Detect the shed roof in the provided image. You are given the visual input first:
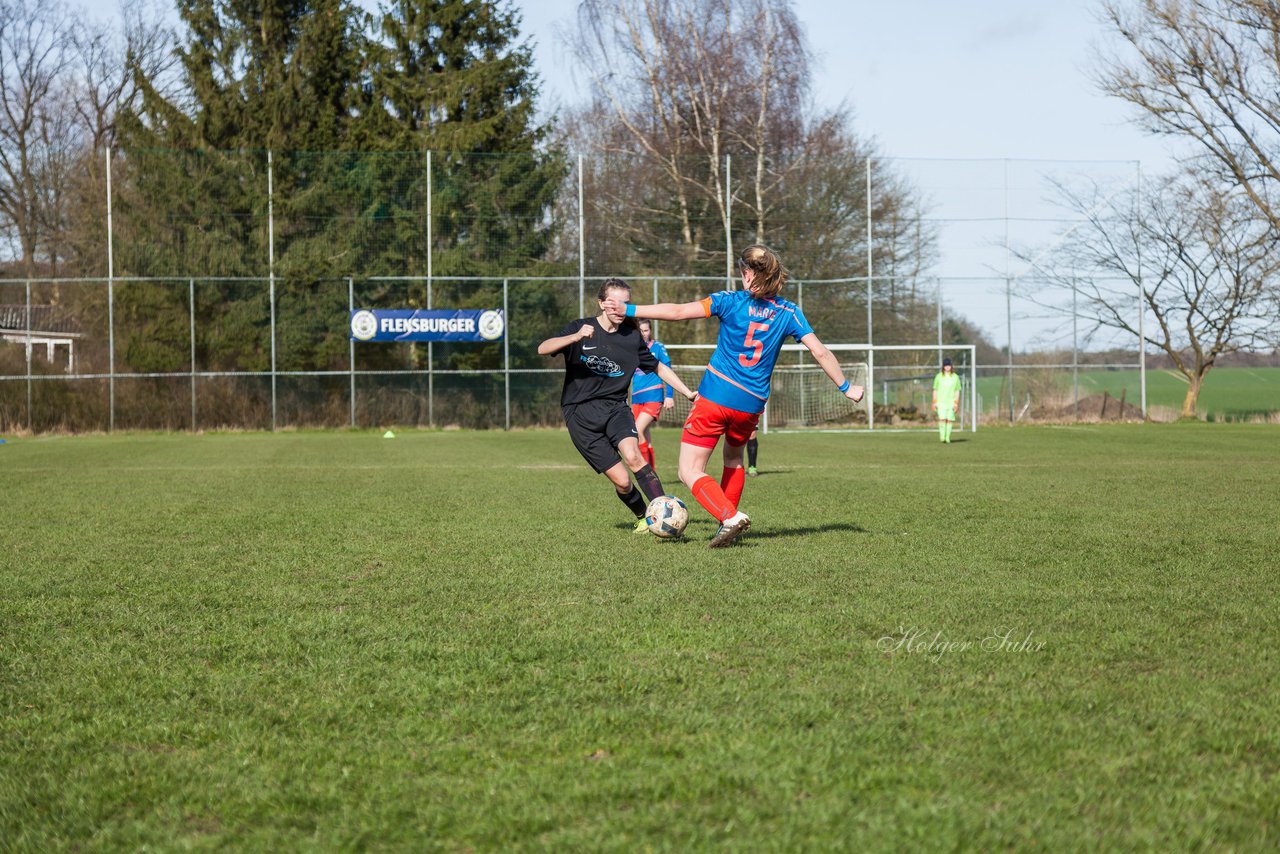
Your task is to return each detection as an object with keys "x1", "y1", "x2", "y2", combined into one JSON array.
[{"x1": 0, "y1": 305, "x2": 82, "y2": 336}]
